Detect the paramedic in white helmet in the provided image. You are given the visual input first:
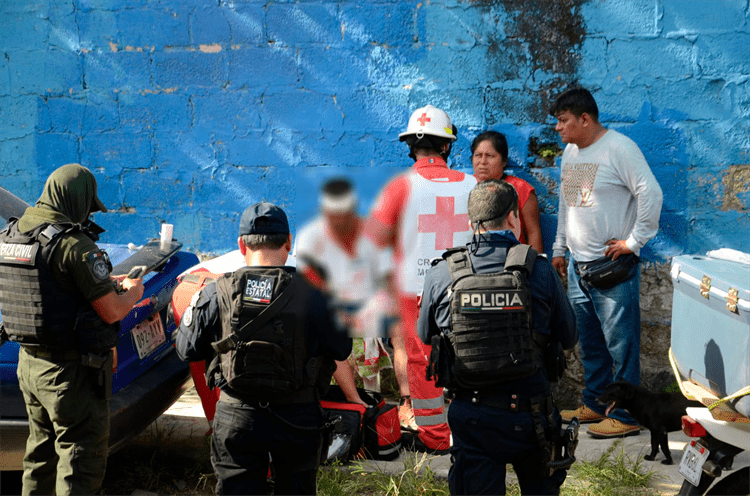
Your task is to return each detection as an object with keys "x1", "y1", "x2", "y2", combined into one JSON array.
[{"x1": 364, "y1": 104, "x2": 477, "y2": 453}]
